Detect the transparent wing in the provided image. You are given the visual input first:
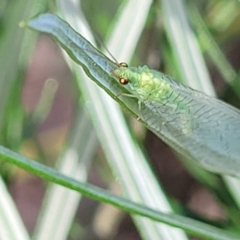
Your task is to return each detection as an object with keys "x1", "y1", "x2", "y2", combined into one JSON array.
[{"x1": 141, "y1": 76, "x2": 240, "y2": 176}]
